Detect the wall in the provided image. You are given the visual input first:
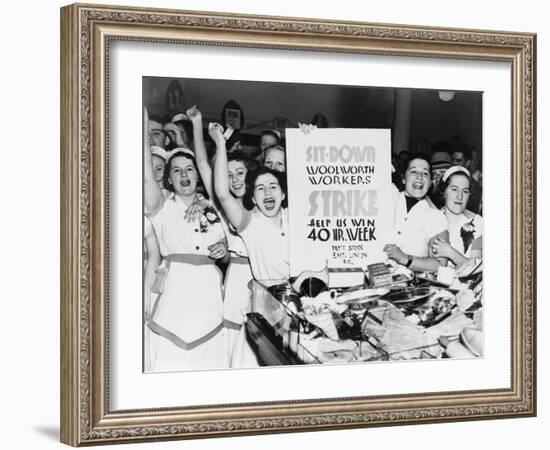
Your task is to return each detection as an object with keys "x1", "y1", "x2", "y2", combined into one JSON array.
[
  {"x1": 0, "y1": 1, "x2": 546, "y2": 449},
  {"x1": 144, "y1": 76, "x2": 482, "y2": 150}
]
